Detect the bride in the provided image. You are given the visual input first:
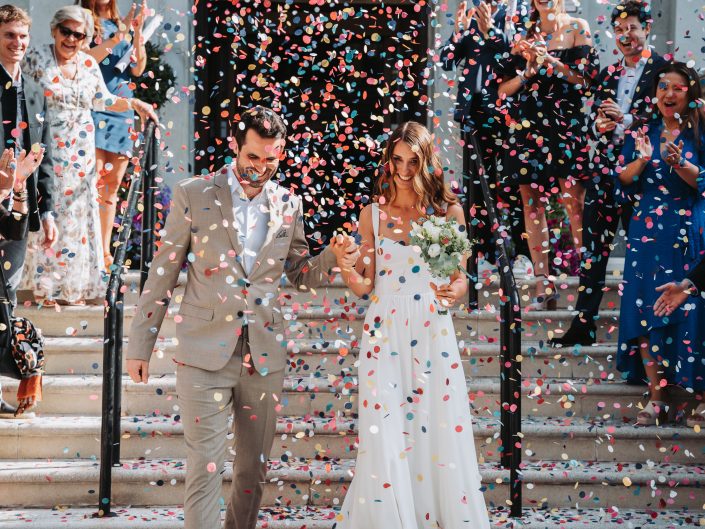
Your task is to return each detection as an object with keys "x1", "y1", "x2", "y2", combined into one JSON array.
[{"x1": 331, "y1": 121, "x2": 490, "y2": 528}]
